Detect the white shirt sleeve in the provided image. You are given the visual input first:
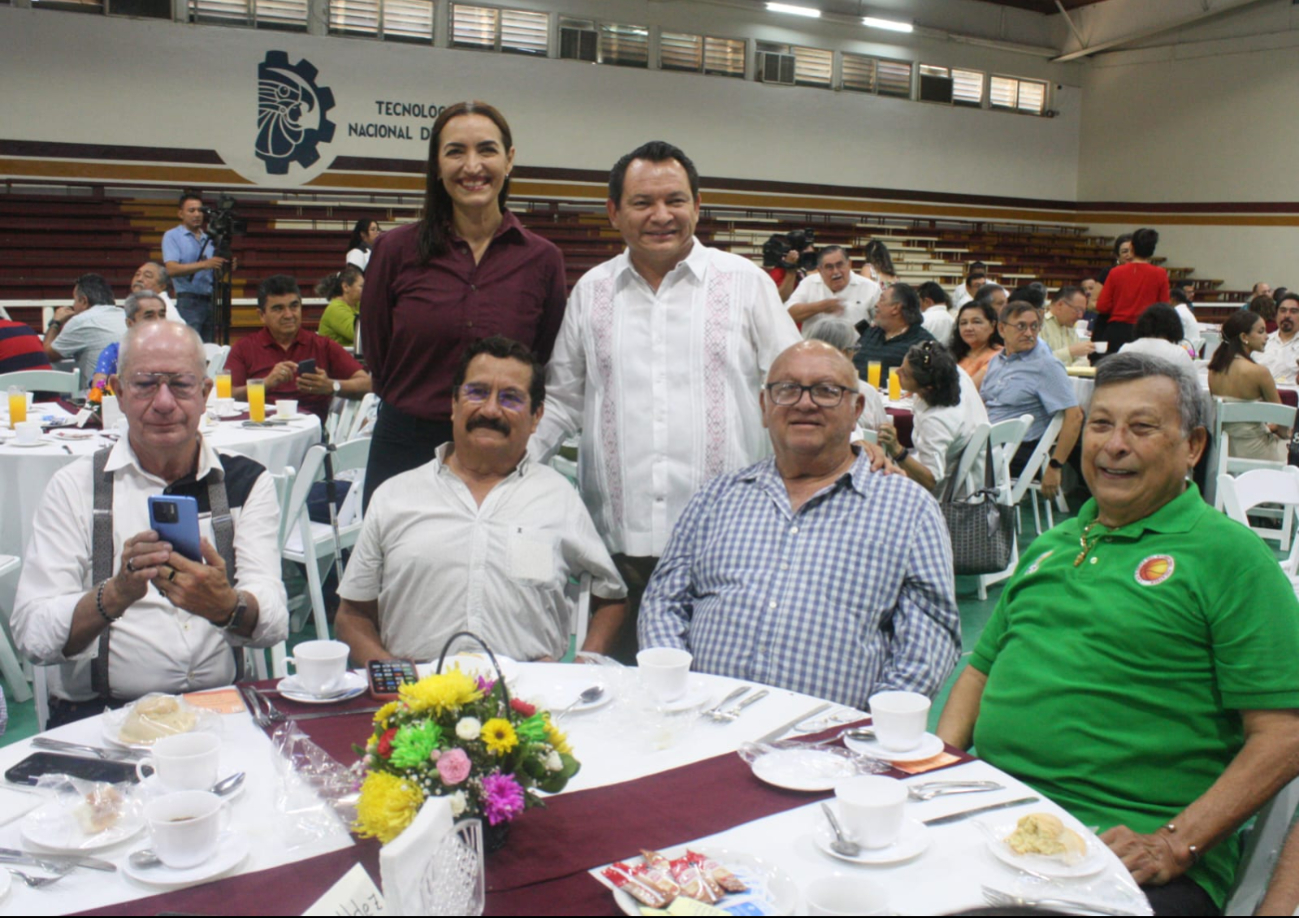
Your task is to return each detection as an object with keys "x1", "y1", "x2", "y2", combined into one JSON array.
[
  {"x1": 785, "y1": 275, "x2": 817, "y2": 307},
  {"x1": 530, "y1": 286, "x2": 588, "y2": 463},
  {"x1": 231, "y1": 472, "x2": 289, "y2": 647},
  {"x1": 337, "y1": 492, "x2": 387, "y2": 604},
  {"x1": 911, "y1": 407, "x2": 959, "y2": 488}
]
